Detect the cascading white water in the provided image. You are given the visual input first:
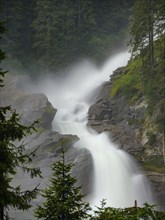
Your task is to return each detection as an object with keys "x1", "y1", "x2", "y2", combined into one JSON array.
[{"x1": 34, "y1": 51, "x2": 154, "y2": 208}]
